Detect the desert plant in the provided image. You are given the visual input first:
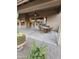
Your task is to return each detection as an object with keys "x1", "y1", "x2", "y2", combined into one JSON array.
[{"x1": 26, "y1": 41, "x2": 47, "y2": 59}]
